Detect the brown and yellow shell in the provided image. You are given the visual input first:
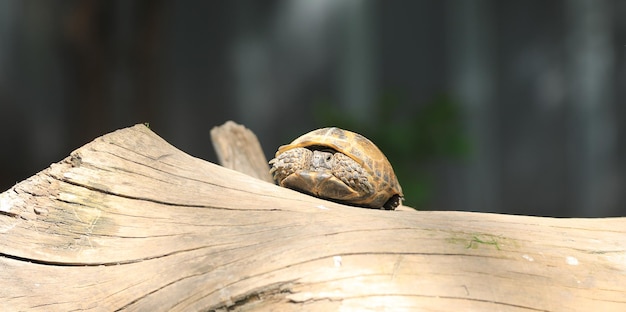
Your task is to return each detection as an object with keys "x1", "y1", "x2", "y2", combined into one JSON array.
[{"x1": 269, "y1": 127, "x2": 403, "y2": 210}]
